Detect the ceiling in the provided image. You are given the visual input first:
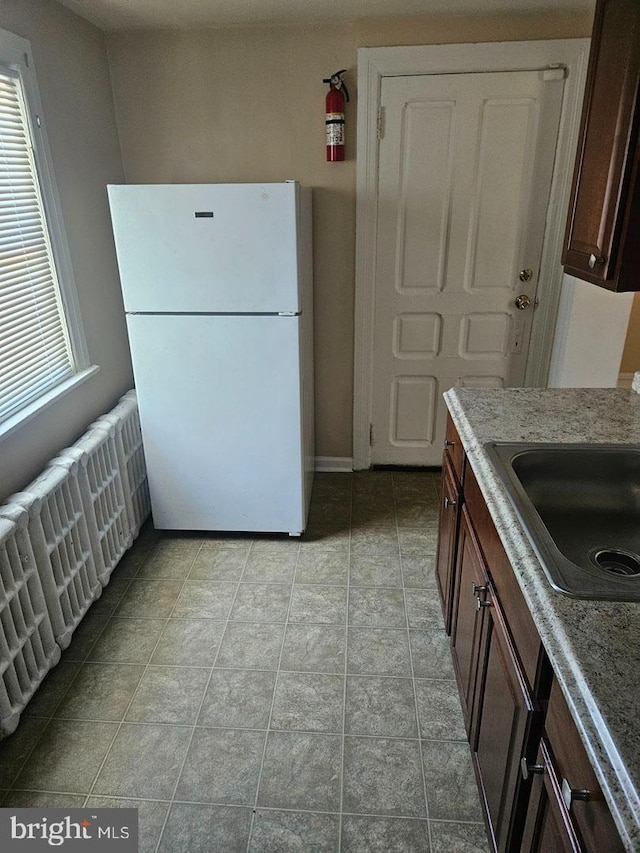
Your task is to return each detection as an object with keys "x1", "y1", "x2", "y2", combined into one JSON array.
[{"x1": 56, "y1": 0, "x2": 594, "y2": 31}]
